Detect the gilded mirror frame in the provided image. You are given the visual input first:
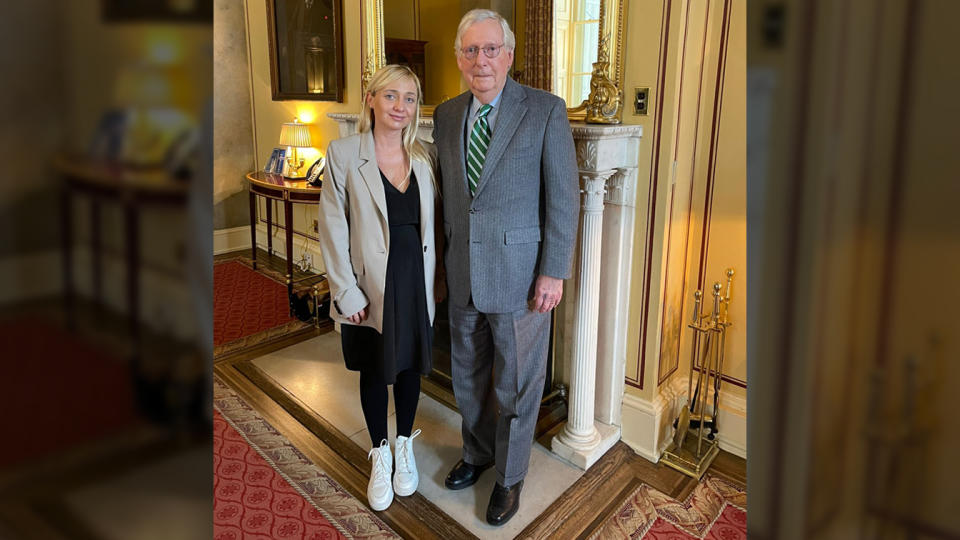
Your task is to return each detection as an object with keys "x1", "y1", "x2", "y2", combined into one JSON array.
[{"x1": 360, "y1": 0, "x2": 626, "y2": 122}]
